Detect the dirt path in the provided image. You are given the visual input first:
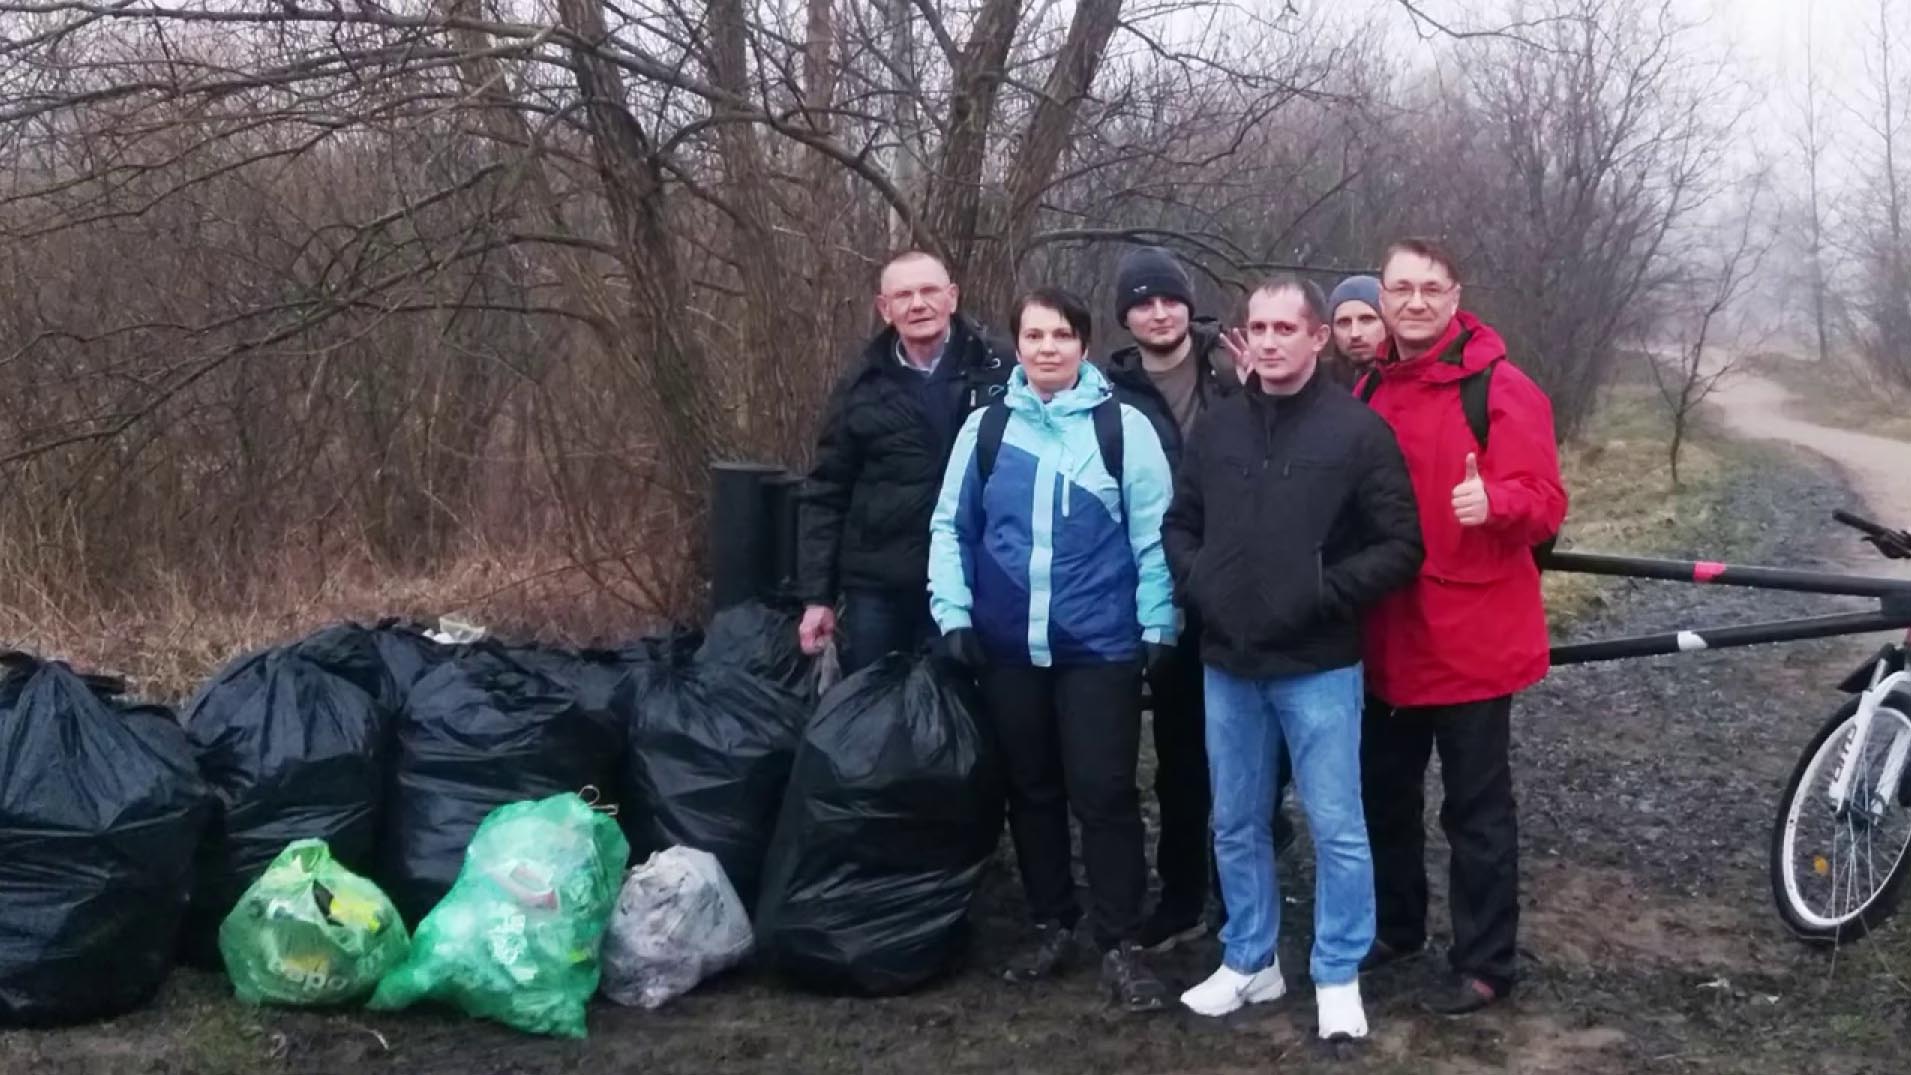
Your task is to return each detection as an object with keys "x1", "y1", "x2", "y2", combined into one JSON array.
[{"x1": 1707, "y1": 372, "x2": 1911, "y2": 577}]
